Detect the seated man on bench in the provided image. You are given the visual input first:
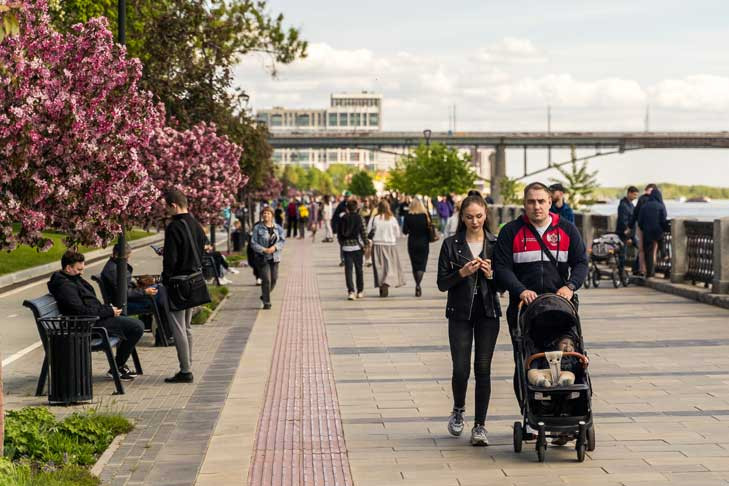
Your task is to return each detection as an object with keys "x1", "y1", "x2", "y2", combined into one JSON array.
[
  {"x1": 101, "y1": 242, "x2": 173, "y2": 342},
  {"x1": 48, "y1": 250, "x2": 144, "y2": 381}
]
